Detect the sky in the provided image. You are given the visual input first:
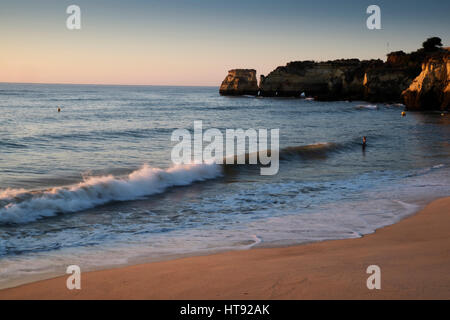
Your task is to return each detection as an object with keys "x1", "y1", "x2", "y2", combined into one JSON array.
[{"x1": 1, "y1": 0, "x2": 449, "y2": 86}]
